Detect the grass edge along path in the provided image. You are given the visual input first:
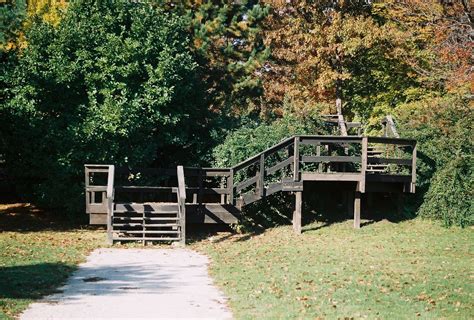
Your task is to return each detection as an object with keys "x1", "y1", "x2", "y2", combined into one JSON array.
[
  {"x1": 194, "y1": 219, "x2": 474, "y2": 319},
  {"x1": 0, "y1": 203, "x2": 105, "y2": 319}
]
